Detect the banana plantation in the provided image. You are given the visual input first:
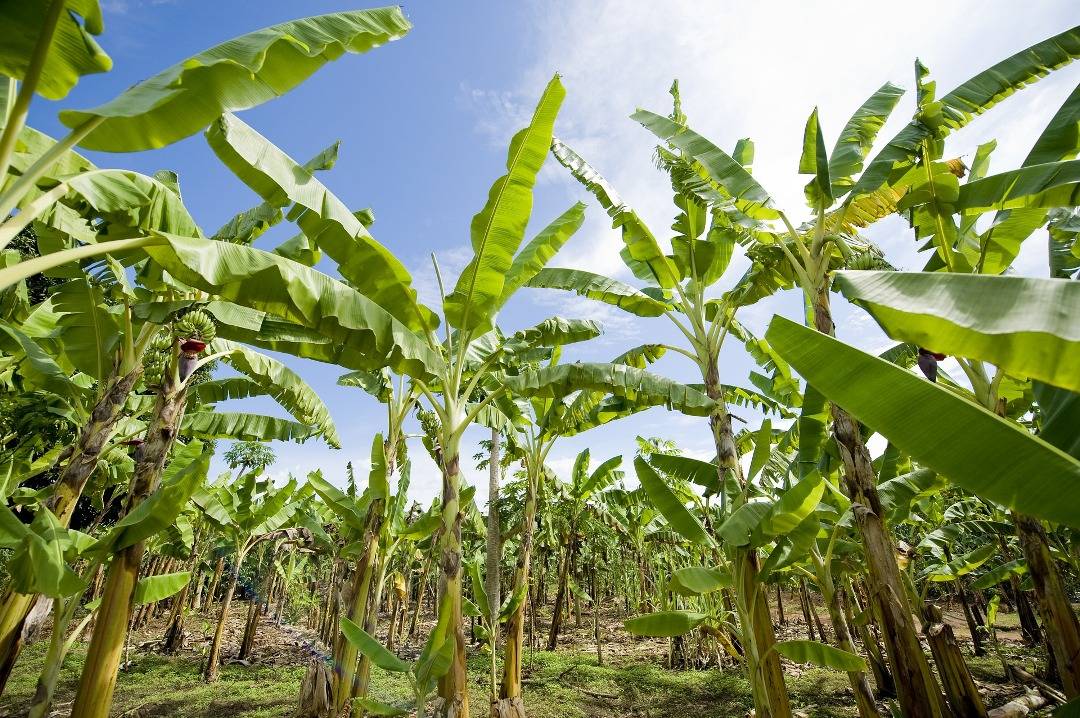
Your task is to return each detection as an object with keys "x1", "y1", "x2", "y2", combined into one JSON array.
[{"x1": 1, "y1": 3, "x2": 1079, "y2": 718}]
